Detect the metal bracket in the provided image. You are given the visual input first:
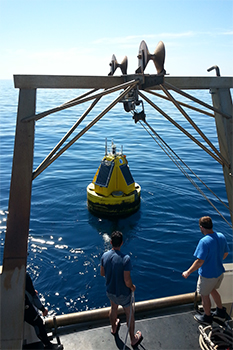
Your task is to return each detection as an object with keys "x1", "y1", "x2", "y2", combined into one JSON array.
[
  {"x1": 207, "y1": 65, "x2": 221, "y2": 77},
  {"x1": 123, "y1": 74, "x2": 164, "y2": 89}
]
